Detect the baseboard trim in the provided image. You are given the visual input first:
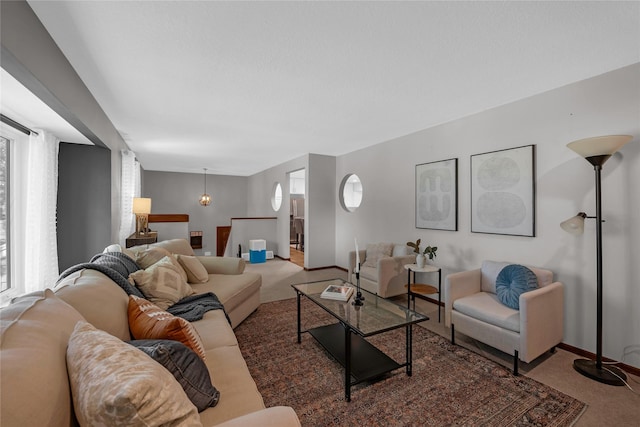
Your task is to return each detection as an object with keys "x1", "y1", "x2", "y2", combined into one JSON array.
[
  {"x1": 304, "y1": 265, "x2": 347, "y2": 272},
  {"x1": 557, "y1": 342, "x2": 640, "y2": 377}
]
